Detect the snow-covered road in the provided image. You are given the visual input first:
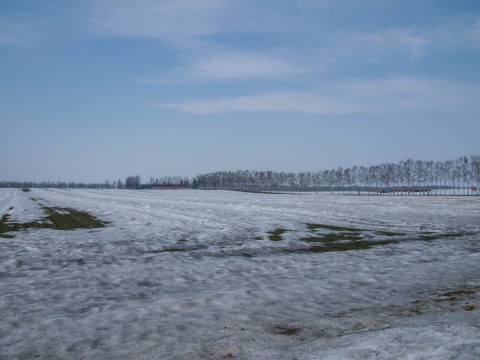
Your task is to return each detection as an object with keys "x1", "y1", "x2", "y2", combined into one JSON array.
[{"x1": 1, "y1": 189, "x2": 479, "y2": 359}]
